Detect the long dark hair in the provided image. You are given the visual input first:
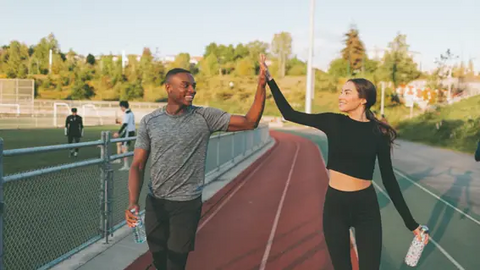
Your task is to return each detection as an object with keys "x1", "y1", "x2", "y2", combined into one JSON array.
[{"x1": 347, "y1": 78, "x2": 397, "y2": 147}]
